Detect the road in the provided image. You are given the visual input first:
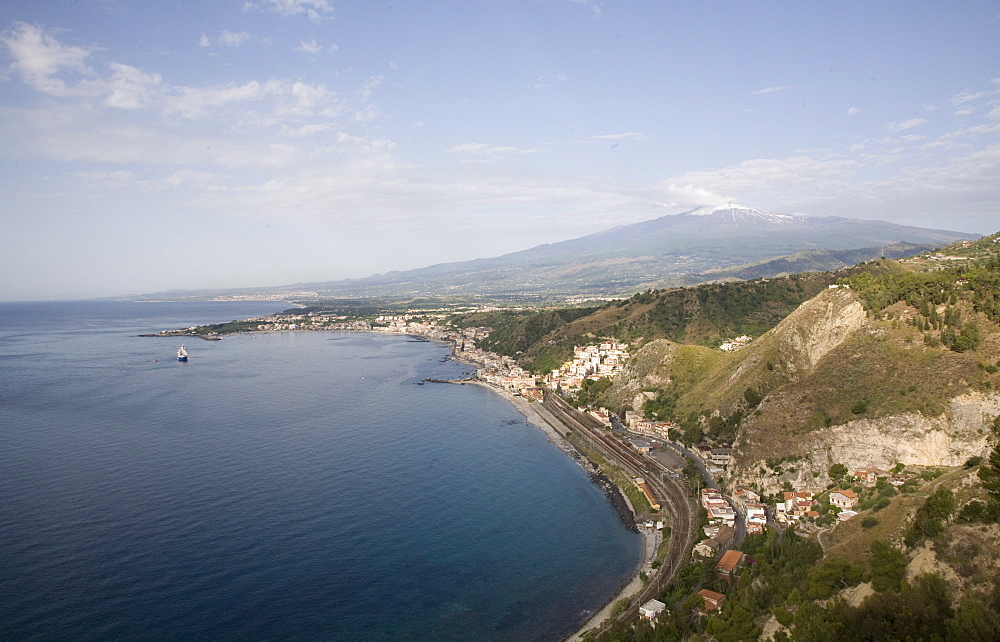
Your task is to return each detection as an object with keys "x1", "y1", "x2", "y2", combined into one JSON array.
[{"x1": 652, "y1": 438, "x2": 747, "y2": 547}]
